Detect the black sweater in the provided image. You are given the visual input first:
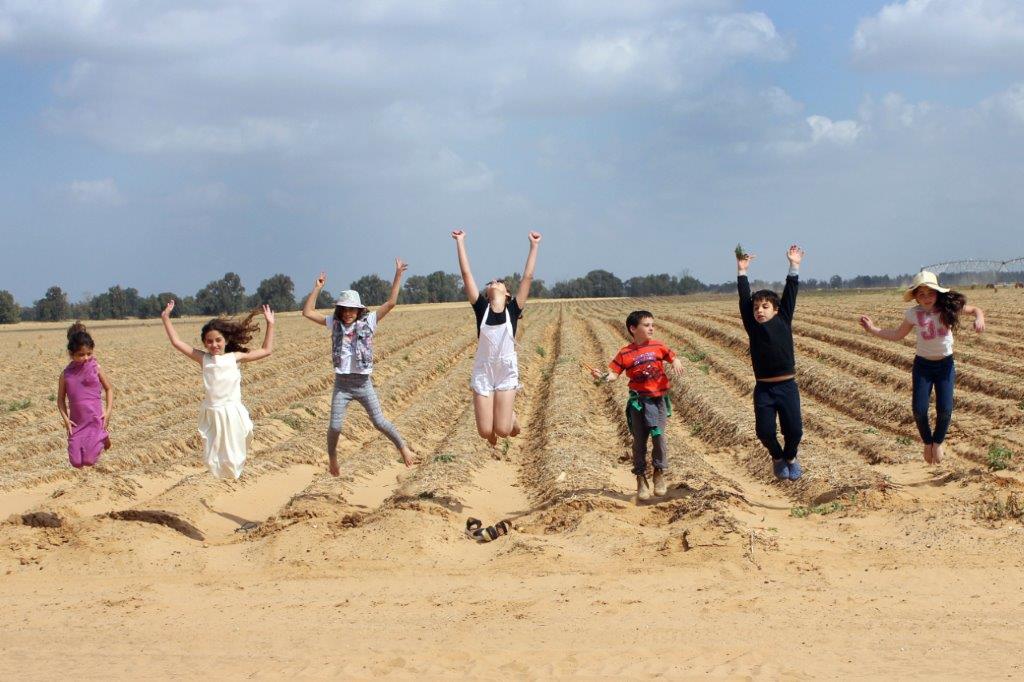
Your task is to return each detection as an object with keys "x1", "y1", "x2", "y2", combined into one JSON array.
[{"x1": 737, "y1": 274, "x2": 798, "y2": 380}]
